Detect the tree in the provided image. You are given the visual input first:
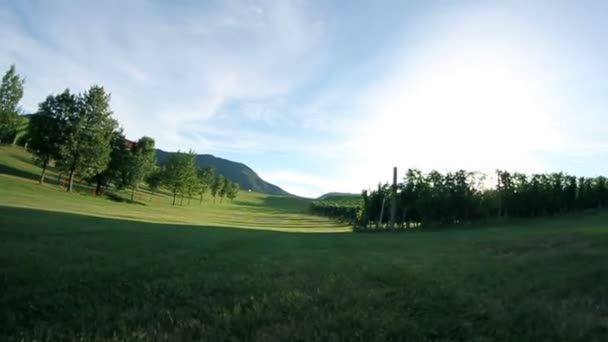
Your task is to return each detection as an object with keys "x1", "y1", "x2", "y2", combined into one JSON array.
[
  {"x1": 124, "y1": 136, "x2": 156, "y2": 201},
  {"x1": 210, "y1": 175, "x2": 224, "y2": 203},
  {"x1": 197, "y1": 166, "x2": 215, "y2": 203},
  {"x1": 146, "y1": 167, "x2": 164, "y2": 195},
  {"x1": 88, "y1": 129, "x2": 130, "y2": 195},
  {"x1": 27, "y1": 108, "x2": 62, "y2": 184},
  {"x1": 185, "y1": 167, "x2": 199, "y2": 205},
  {"x1": 226, "y1": 181, "x2": 240, "y2": 202},
  {"x1": 55, "y1": 86, "x2": 116, "y2": 192},
  {"x1": 161, "y1": 150, "x2": 196, "y2": 205},
  {"x1": 31, "y1": 92, "x2": 79, "y2": 186},
  {"x1": 358, "y1": 189, "x2": 370, "y2": 228},
  {"x1": 0, "y1": 65, "x2": 25, "y2": 144},
  {"x1": 218, "y1": 176, "x2": 230, "y2": 203}
]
